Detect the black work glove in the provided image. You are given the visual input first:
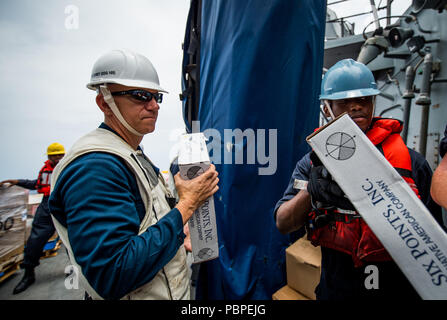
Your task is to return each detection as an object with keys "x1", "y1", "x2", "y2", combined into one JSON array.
[{"x1": 307, "y1": 152, "x2": 355, "y2": 211}]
